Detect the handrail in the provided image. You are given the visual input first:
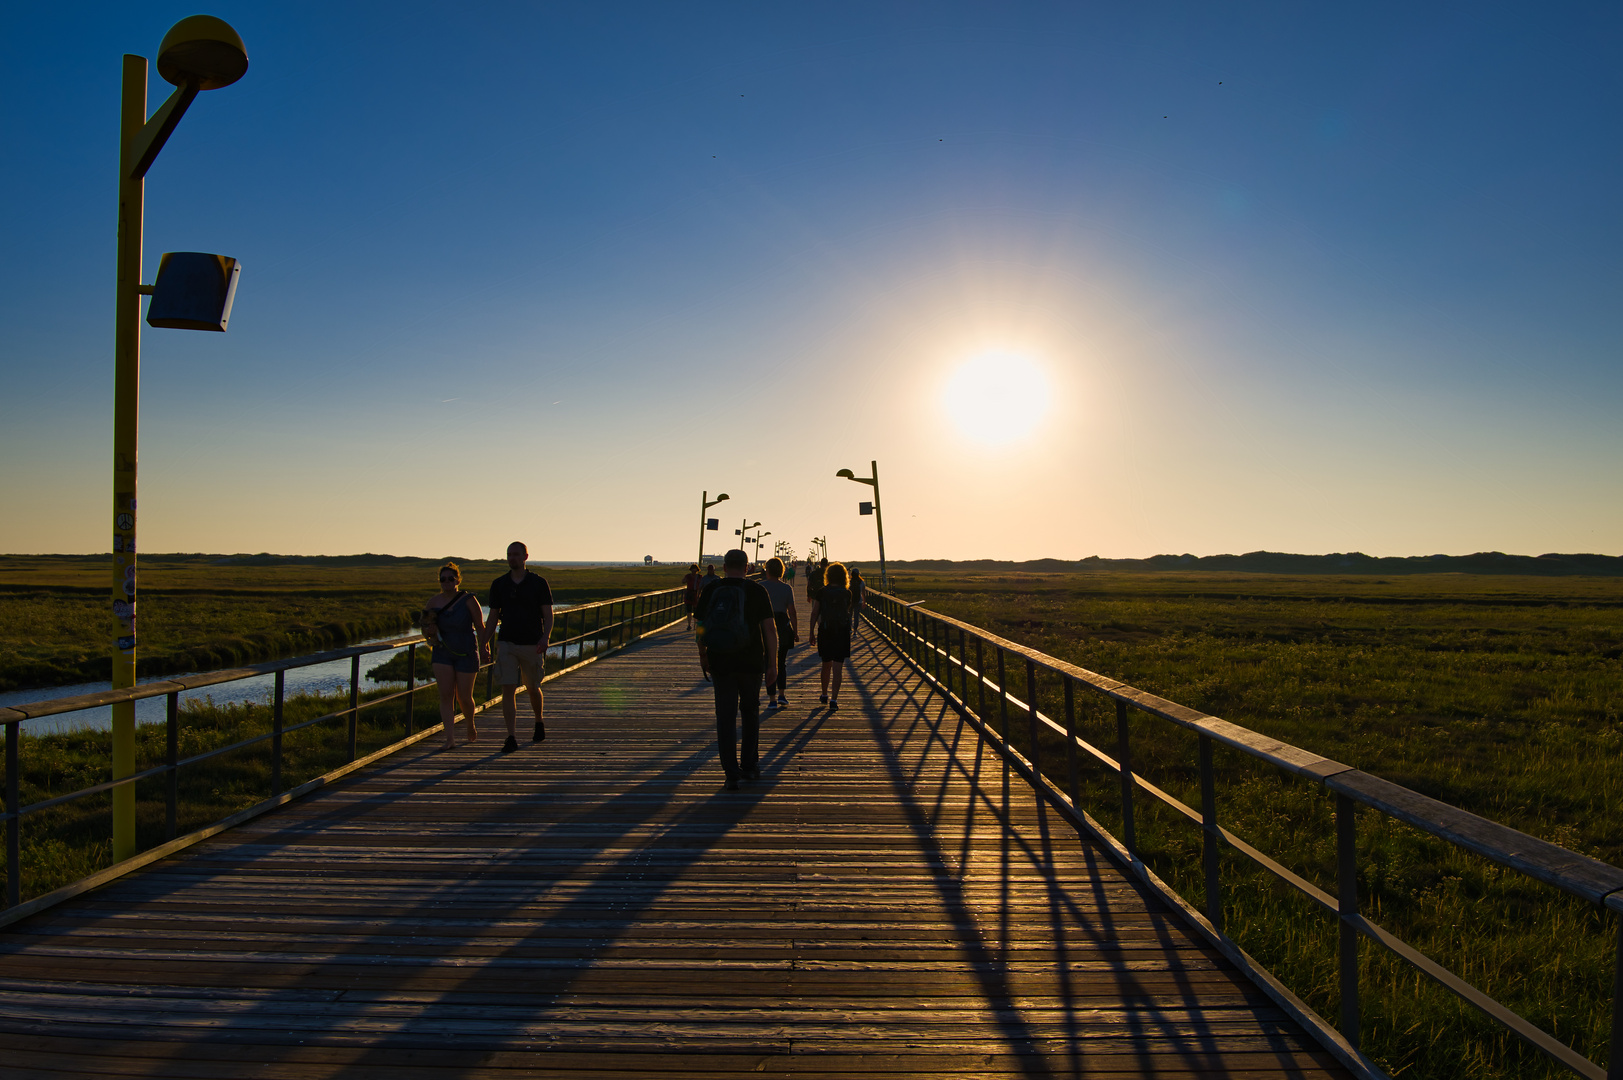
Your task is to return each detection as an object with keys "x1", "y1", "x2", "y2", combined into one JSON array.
[
  {"x1": 2, "y1": 583, "x2": 689, "y2": 917},
  {"x1": 862, "y1": 587, "x2": 1623, "y2": 1080}
]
